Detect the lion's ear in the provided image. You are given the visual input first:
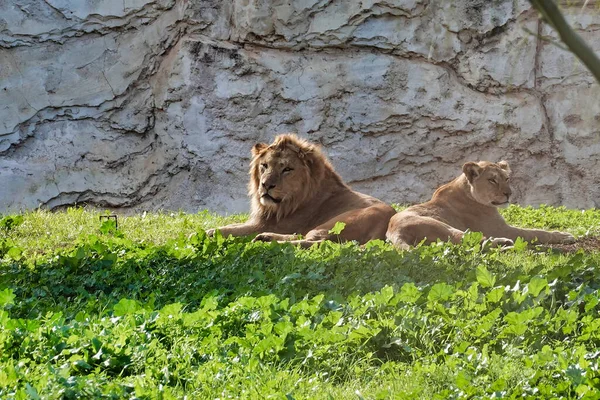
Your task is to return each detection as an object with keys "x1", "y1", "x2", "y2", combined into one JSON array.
[
  {"x1": 274, "y1": 135, "x2": 298, "y2": 152},
  {"x1": 463, "y1": 162, "x2": 482, "y2": 183},
  {"x1": 297, "y1": 142, "x2": 321, "y2": 162},
  {"x1": 294, "y1": 143, "x2": 311, "y2": 159},
  {"x1": 497, "y1": 160, "x2": 511, "y2": 173},
  {"x1": 252, "y1": 143, "x2": 268, "y2": 156}
]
